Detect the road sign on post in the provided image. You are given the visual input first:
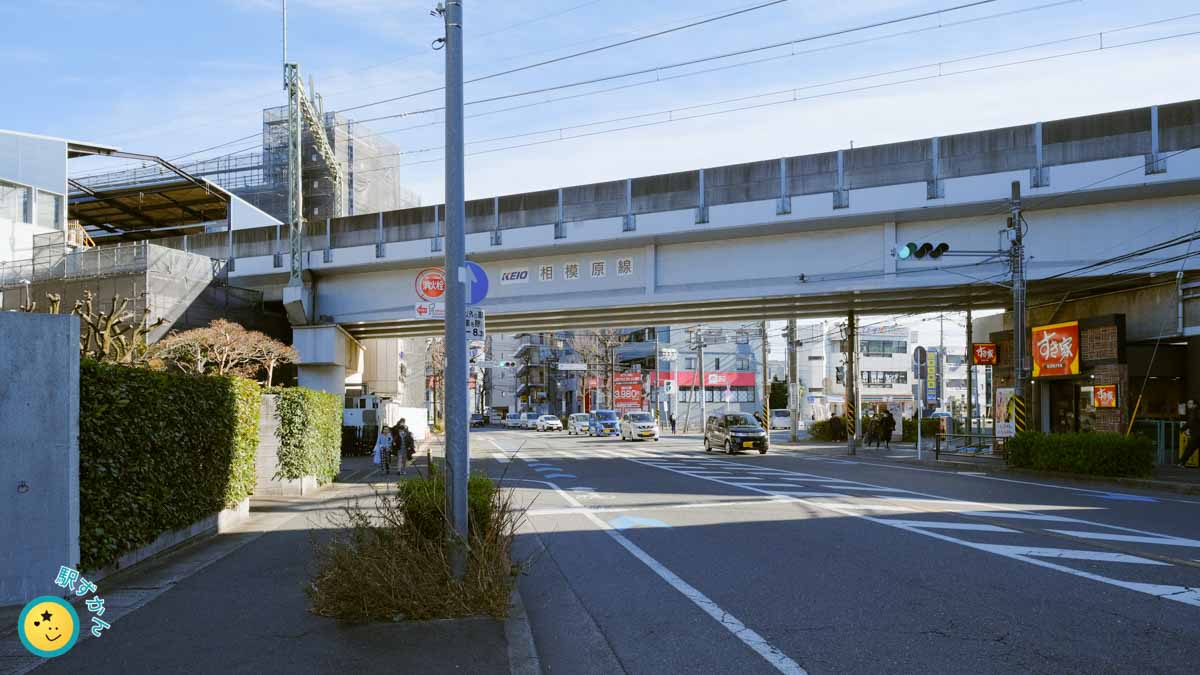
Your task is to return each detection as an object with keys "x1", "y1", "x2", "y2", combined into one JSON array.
[
  {"x1": 465, "y1": 308, "x2": 485, "y2": 343},
  {"x1": 465, "y1": 260, "x2": 488, "y2": 305}
]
